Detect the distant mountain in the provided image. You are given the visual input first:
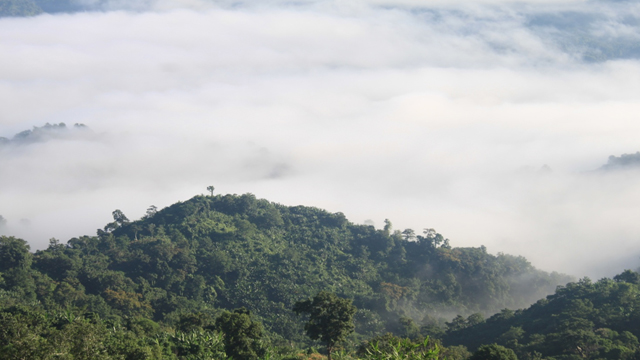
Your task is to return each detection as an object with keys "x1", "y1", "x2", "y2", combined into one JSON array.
[
  {"x1": 598, "y1": 152, "x2": 640, "y2": 171},
  {"x1": 0, "y1": 0, "x2": 83, "y2": 17},
  {"x1": 0, "y1": 0, "x2": 42, "y2": 17},
  {"x1": 33, "y1": 0, "x2": 84, "y2": 13},
  {"x1": 0, "y1": 122, "x2": 91, "y2": 146}
]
